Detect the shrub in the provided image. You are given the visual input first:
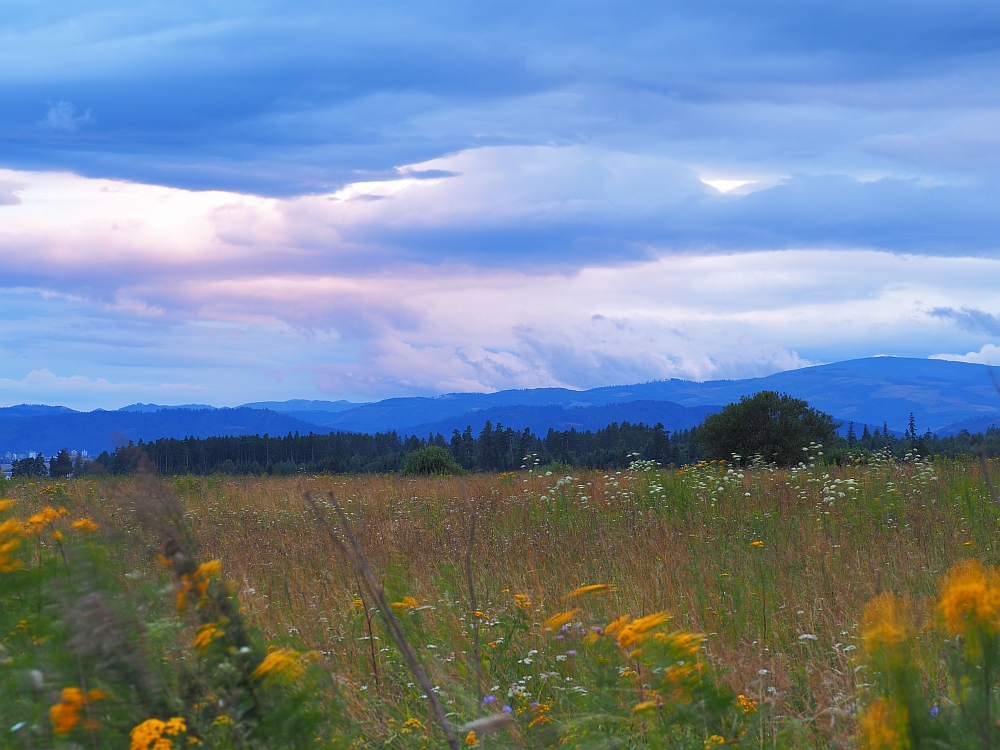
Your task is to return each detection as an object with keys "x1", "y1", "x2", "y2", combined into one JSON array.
[
  {"x1": 697, "y1": 391, "x2": 839, "y2": 466},
  {"x1": 401, "y1": 446, "x2": 461, "y2": 476}
]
